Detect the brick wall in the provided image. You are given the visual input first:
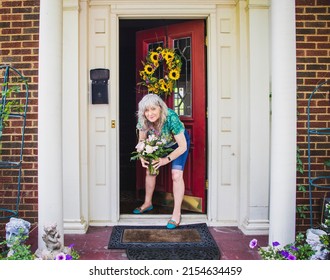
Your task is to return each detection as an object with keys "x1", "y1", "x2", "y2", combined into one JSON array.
[
  {"x1": 296, "y1": 0, "x2": 330, "y2": 232},
  {"x1": 0, "y1": 0, "x2": 39, "y2": 233}
]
